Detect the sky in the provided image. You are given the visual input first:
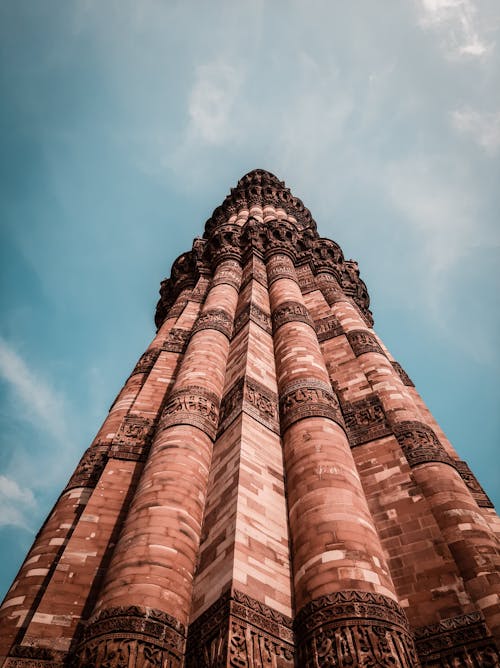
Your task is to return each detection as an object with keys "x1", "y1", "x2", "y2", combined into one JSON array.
[{"x1": 0, "y1": 0, "x2": 499, "y2": 600}]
